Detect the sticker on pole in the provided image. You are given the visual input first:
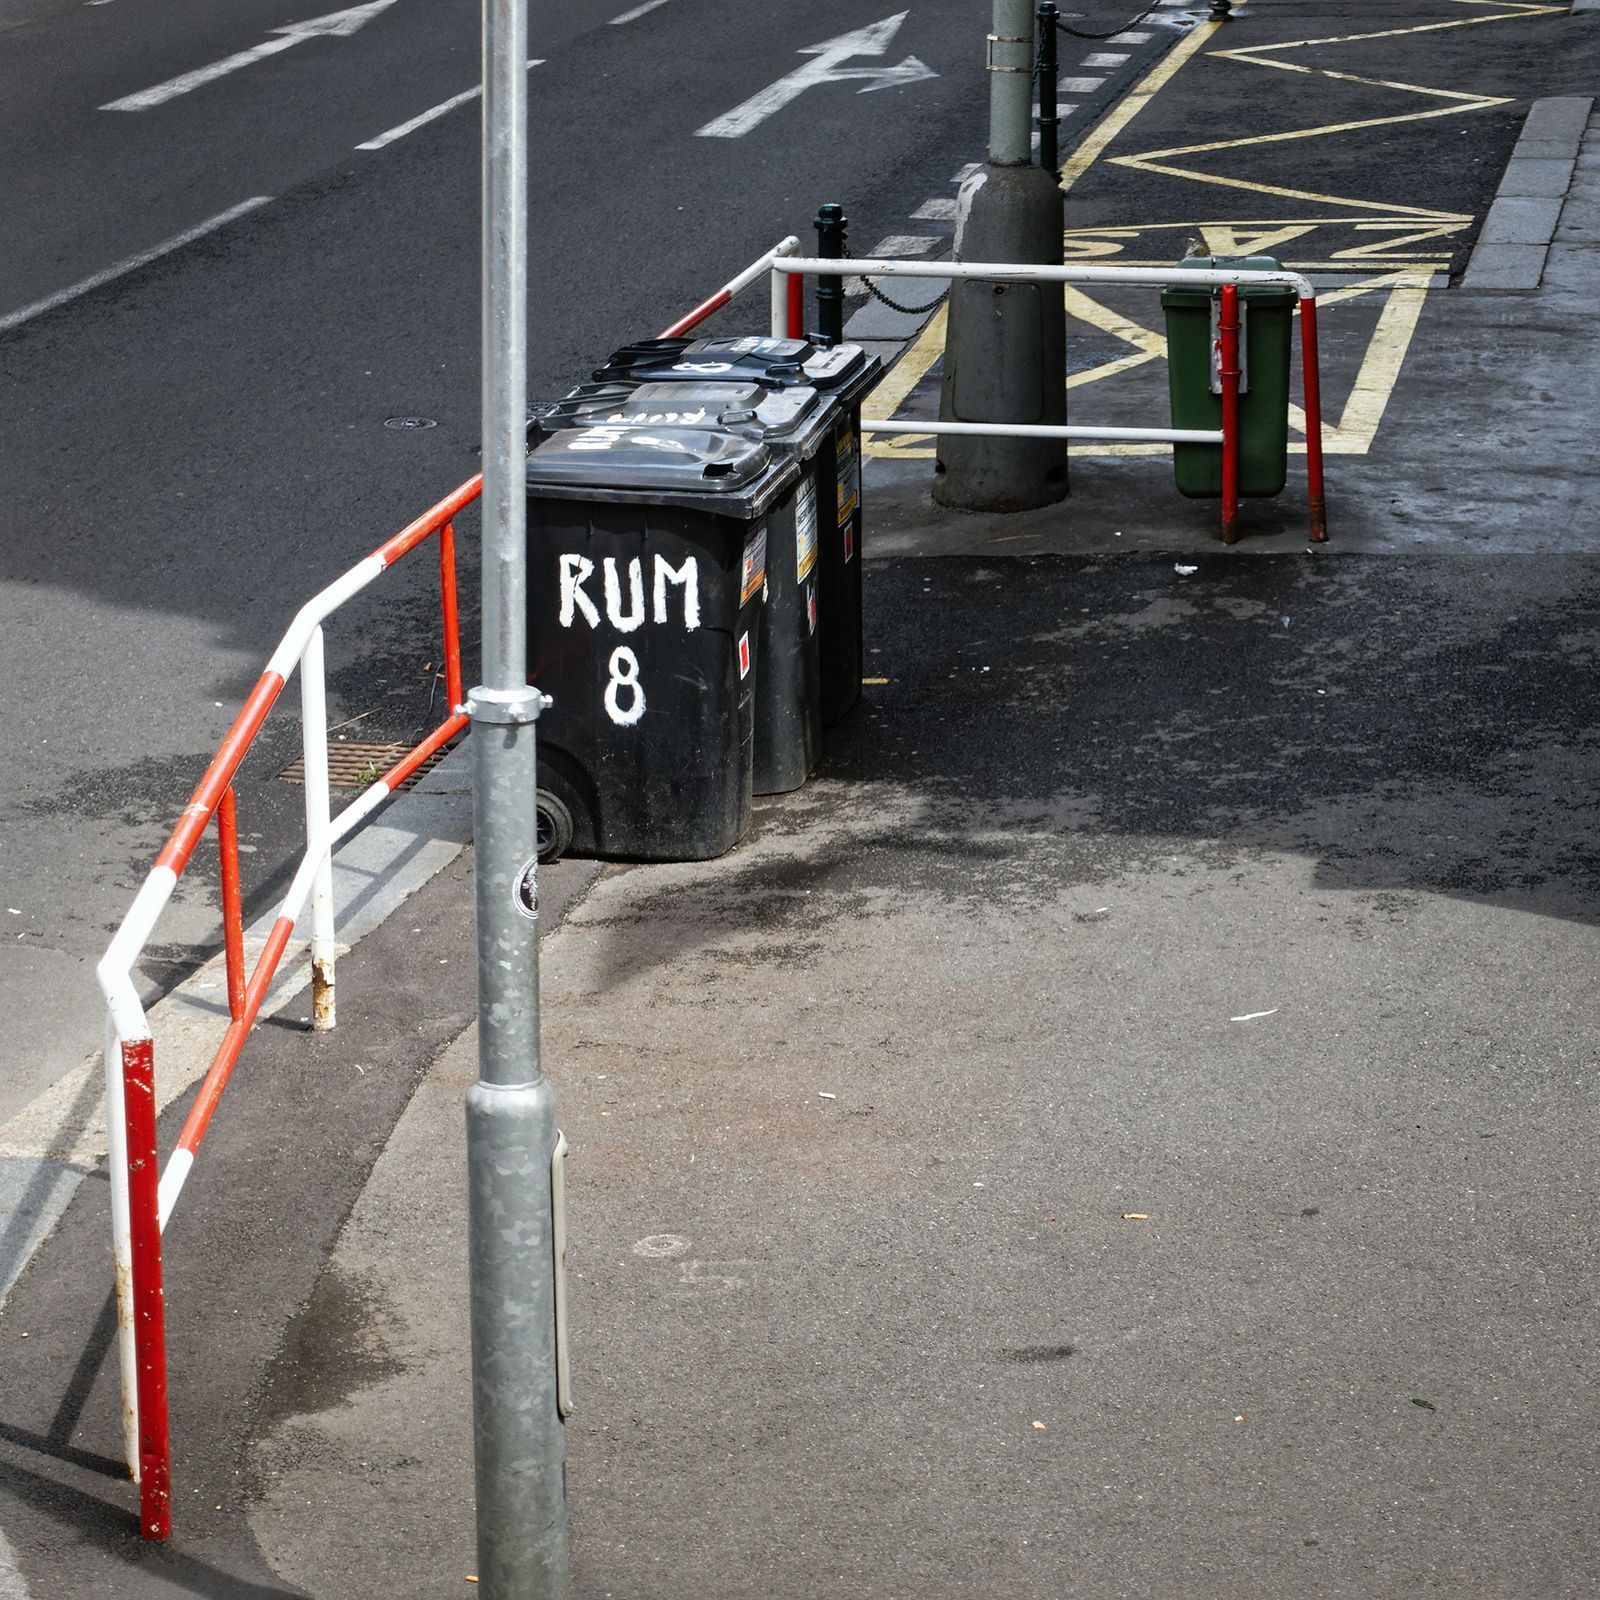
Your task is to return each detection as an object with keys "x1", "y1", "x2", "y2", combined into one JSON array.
[
  {"x1": 796, "y1": 482, "x2": 818, "y2": 582},
  {"x1": 514, "y1": 856, "x2": 539, "y2": 922},
  {"x1": 806, "y1": 582, "x2": 817, "y2": 636},
  {"x1": 843, "y1": 522, "x2": 855, "y2": 564},
  {"x1": 836, "y1": 425, "x2": 860, "y2": 525},
  {"x1": 740, "y1": 524, "x2": 767, "y2": 605},
  {"x1": 738, "y1": 632, "x2": 752, "y2": 679}
]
